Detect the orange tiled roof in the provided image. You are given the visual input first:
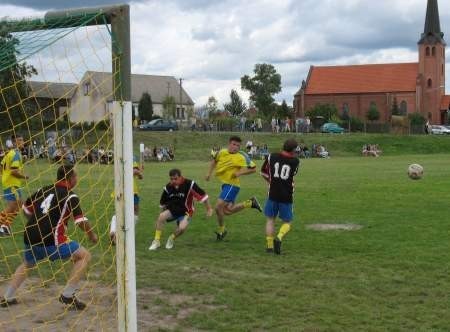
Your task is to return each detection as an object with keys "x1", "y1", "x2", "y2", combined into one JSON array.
[
  {"x1": 441, "y1": 95, "x2": 450, "y2": 109},
  {"x1": 305, "y1": 63, "x2": 418, "y2": 95}
]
